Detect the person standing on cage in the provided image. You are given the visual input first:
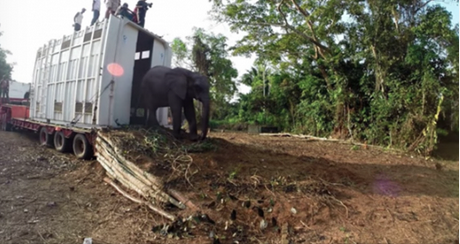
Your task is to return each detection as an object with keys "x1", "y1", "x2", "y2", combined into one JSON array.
[
  {"x1": 73, "y1": 8, "x2": 86, "y2": 31},
  {"x1": 91, "y1": 0, "x2": 101, "y2": 26},
  {"x1": 135, "y1": 0, "x2": 152, "y2": 28},
  {"x1": 105, "y1": 0, "x2": 121, "y2": 19}
]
